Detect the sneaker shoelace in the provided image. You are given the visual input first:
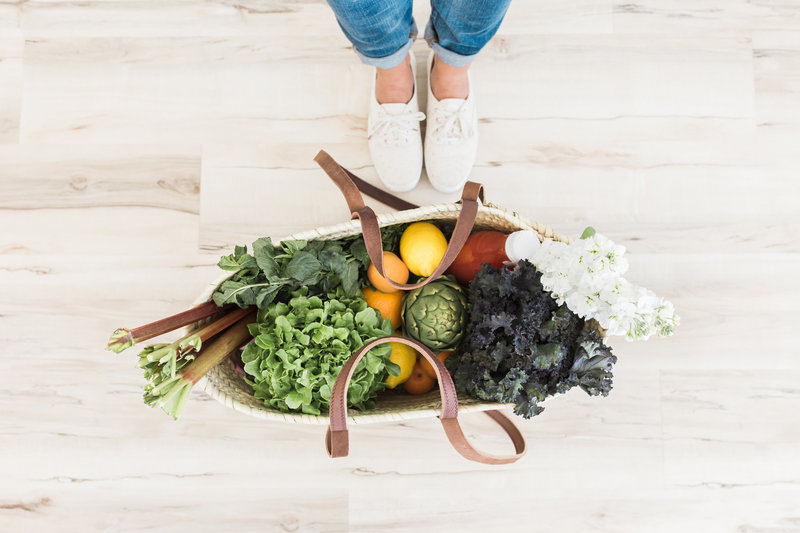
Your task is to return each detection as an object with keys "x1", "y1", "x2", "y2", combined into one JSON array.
[
  {"x1": 368, "y1": 108, "x2": 426, "y2": 146},
  {"x1": 429, "y1": 101, "x2": 475, "y2": 145}
]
